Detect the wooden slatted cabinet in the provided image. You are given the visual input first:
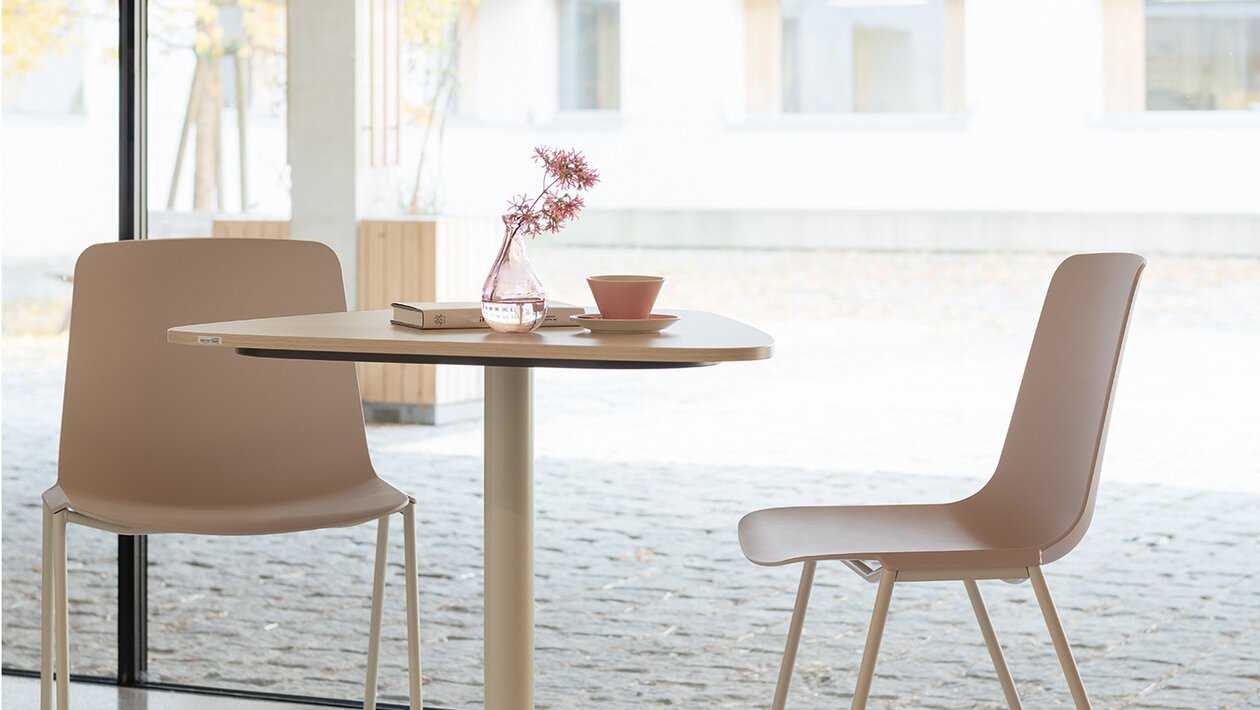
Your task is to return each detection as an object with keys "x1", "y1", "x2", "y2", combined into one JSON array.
[
  {"x1": 358, "y1": 216, "x2": 498, "y2": 423},
  {"x1": 210, "y1": 219, "x2": 292, "y2": 239}
]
